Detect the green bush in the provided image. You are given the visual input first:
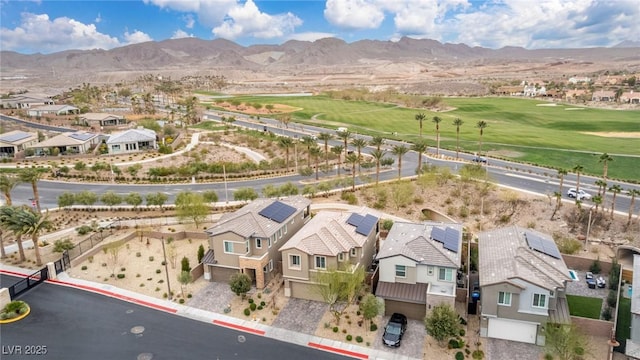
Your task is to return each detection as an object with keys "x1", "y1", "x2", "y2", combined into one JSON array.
[
  {"x1": 370, "y1": 323, "x2": 377, "y2": 331},
  {"x1": 149, "y1": 256, "x2": 154, "y2": 262},
  {"x1": 607, "y1": 291, "x2": 618, "y2": 308},
  {"x1": 346, "y1": 335, "x2": 353, "y2": 341},
  {"x1": 156, "y1": 269, "x2": 162, "y2": 274},
  {"x1": 248, "y1": 298, "x2": 254, "y2": 304},
  {"x1": 117, "y1": 274, "x2": 125, "y2": 279},
  {"x1": 356, "y1": 336, "x2": 363, "y2": 343},
  {"x1": 76, "y1": 225, "x2": 93, "y2": 235},
  {"x1": 602, "y1": 306, "x2": 612, "y2": 321},
  {"x1": 590, "y1": 258, "x2": 601, "y2": 274},
  {"x1": 179, "y1": 299, "x2": 185, "y2": 304},
  {"x1": 257, "y1": 306, "x2": 263, "y2": 310},
  {"x1": 260, "y1": 301, "x2": 266, "y2": 306},
  {"x1": 333, "y1": 327, "x2": 339, "y2": 333},
  {"x1": 448, "y1": 338, "x2": 464, "y2": 349},
  {"x1": 81, "y1": 265, "x2": 87, "y2": 270},
  {"x1": 244, "y1": 308, "x2": 251, "y2": 316},
  {"x1": 53, "y1": 239, "x2": 75, "y2": 252},
  {"x1": 250, "y1": 303, "x2": 257, "y2": 311},
  {"x1": 455, "y1": 351, "x2": 464, "y2": 360},
  {"x1": 460, "y1": 329, "x2": 466, "y2": 336}
]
